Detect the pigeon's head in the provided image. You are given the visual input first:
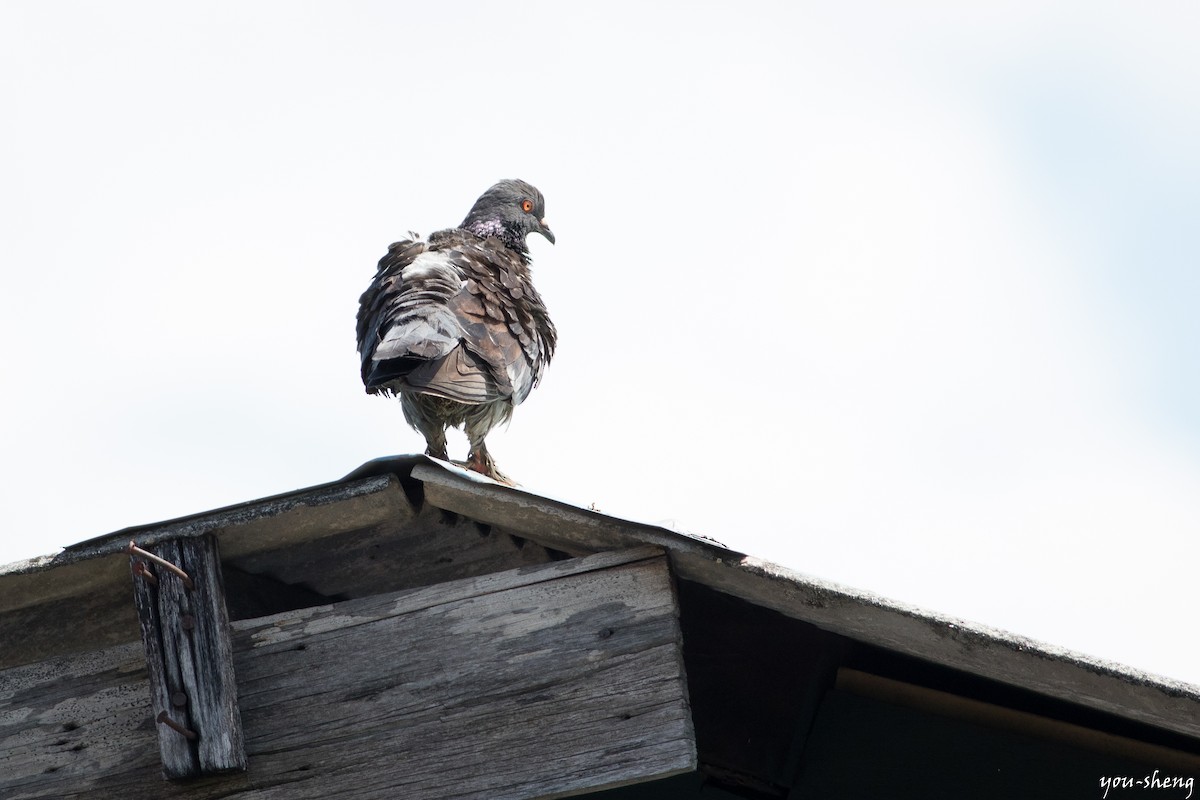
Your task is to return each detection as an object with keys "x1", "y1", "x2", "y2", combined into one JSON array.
[{"x1": 460, "y1": 179, "x2": 555, "y2": 251}]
